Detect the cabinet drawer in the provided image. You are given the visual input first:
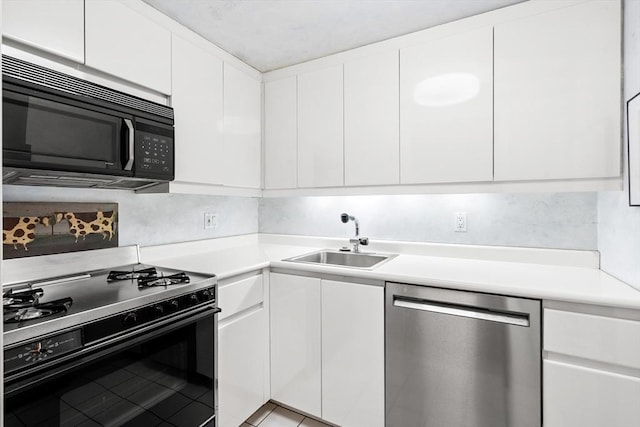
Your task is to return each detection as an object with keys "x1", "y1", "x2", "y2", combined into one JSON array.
[
  {"x1": 219, "y1": 274, "x2": 263, "y2": 320},
  {"x1": 544, "y1": 309, "x2": 640, "y2": 370},
  {"x1": 544, "y1": 360, "x2": 640, "y2": 427}
]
